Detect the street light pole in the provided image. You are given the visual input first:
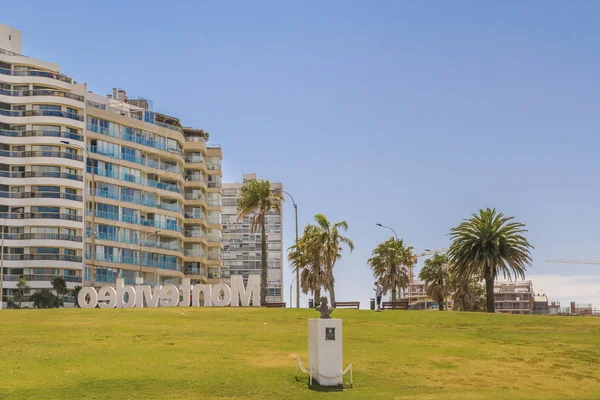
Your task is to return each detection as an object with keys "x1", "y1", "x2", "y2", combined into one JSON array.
[
  {"x1": 280, "y1": 190, "x2": 299, "y2": 308},
  {"x1": 289, "y1": 275, "x2": 296, "y2": 308},
  {"x1": 138, "y1": 230, "x2": 160, "y2": 285},
  {"x1": 61, "y1": 140, "x2": 96, "y2": 286},
  {"x1": 376, "y1": 223, "x2": 398, "y2": 240},
  {"x1": 1, "y1": 208, "x2": 23, "y2": 310}
]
